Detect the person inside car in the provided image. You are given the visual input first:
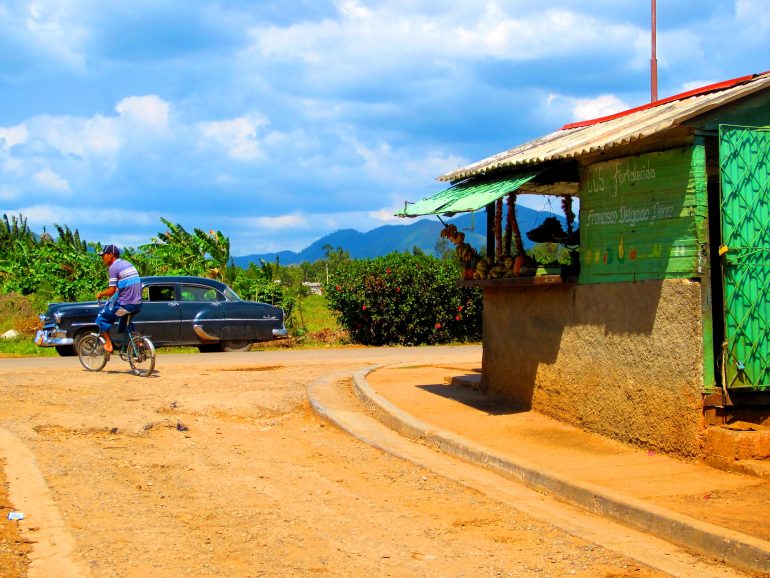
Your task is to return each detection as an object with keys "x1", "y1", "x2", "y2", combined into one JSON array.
[{"x1": 95, "y1": 244, "x2": 142, "y2": 353}]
